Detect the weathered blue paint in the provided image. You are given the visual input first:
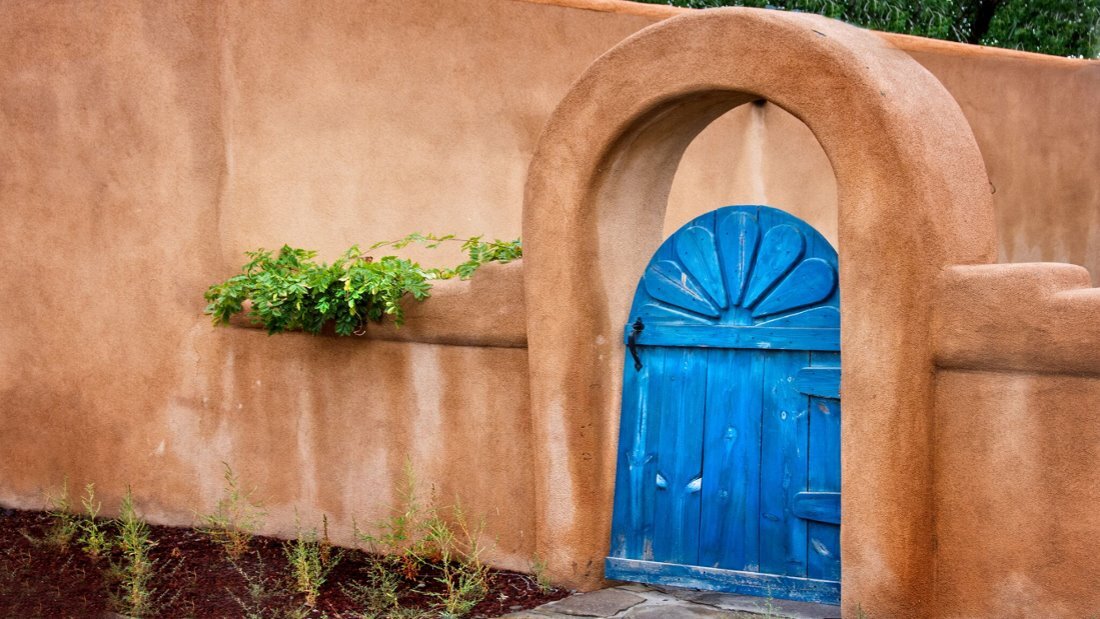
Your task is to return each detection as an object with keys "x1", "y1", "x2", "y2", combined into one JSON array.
[
  {"x1": 760, "y1": 350, "x2": 811, "y2": 577},
  {"x1": 792, "y1": 492, "x2": 842, "y2": 525},
  {"x1": 604, "y1": 558, "x2": 840, "y2": 605},
  {"x1": 652, "y1": 347, "x2": 707, "y2": 565},
  {"x1": 608, "y1": 205, "x2": 841, "y2": 606},
  {"x1": 807, "y1": 351, "x2": 841, "y2": 582},
  {"x1": 793, "y1": 367, "x2": 842, "y2": 398},
  {"x1": 698, "y1": 348, "x2": 762, "y2": 571},
  {"x1": 622, "y1": 324, "x2": 839, "y2": 351}
]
